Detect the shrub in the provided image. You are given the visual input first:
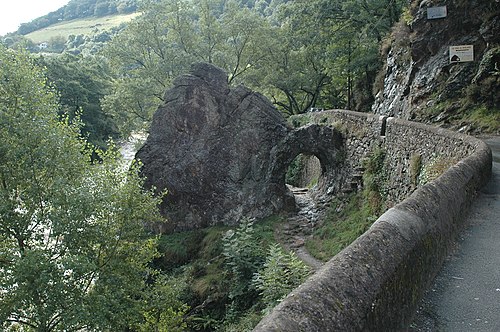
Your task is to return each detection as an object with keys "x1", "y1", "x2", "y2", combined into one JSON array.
[
  {"x1": 222, "y1": 219, "x2": 265, "y2": 315},
  {"x1": 252, "y1": 244, "x2": 311, "y2": 312}
]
